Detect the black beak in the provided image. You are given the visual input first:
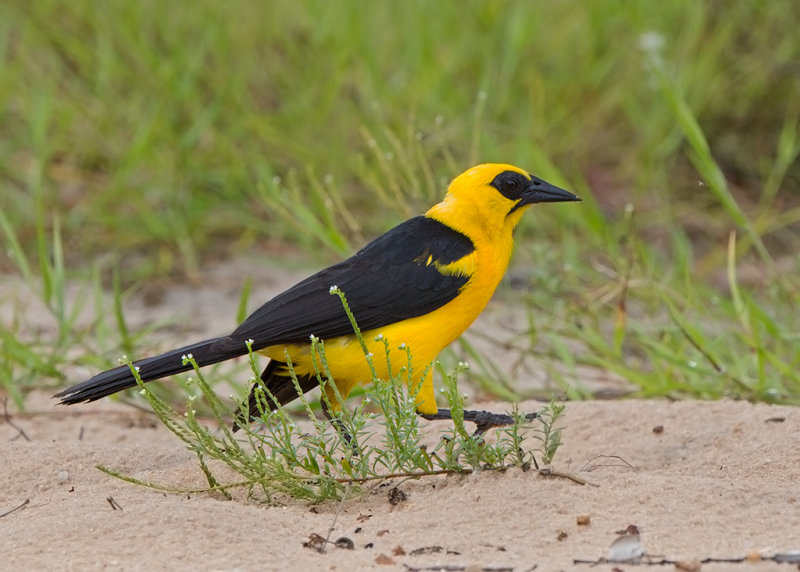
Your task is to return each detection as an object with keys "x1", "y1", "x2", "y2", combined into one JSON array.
[{"x1": 520, "y1": 176, "x2": 581, "y2": 205}]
